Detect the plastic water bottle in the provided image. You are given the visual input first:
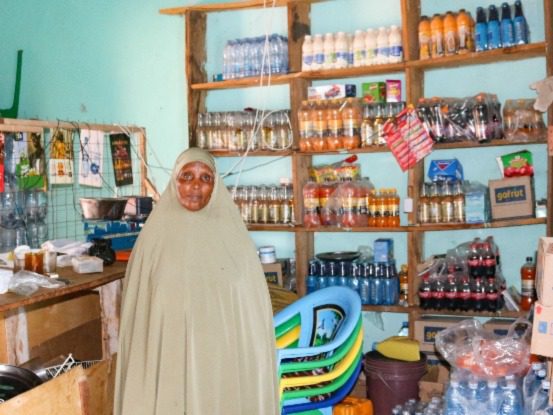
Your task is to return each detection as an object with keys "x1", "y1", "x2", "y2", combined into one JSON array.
[
  {"x1": 312, "y1": 34, "x2": 324, "y2": 70},
  {"x1": 487, "y1": 379, "x2": 502, "y2": 414},
  {"x1": 323, "y1": 32, "x2": 336, "y2": 69},
  {"x1": 269, "y1": 34, "x2": 283, "y2": 74},
  {"x1": 281, "y1": 35, "x2": 289, "y2": 73},
  {"x1": 302, "y1": 35, "x2": 313, "y2": 71},
  {"x1": 223, "y1": 40, "x2": 233, "y2": 80},
  {"x1": 523, "y1": 362, "x2": 545, "y2": 409},
  {"x1": 334, "y1": 31, "x2": 349, "y2": 69},
  {"x1": 500, "y1": 2, "x2": 515, "y2": 47},
  {"x1": 359, "y1": 266, "x2": 370, "y2": 305},
  {"x1": 243, "y1": 38, "x2": 254, "y2": 77},
  {"x1": 388, "y1": 25, "x2": 403, "y2": 63},
  {"x1": 348, "y1": 262, "x2": 360, "y2": 293},
  {"x1": 513, "y1": 0, "x2": 529, "y2": 44},
  {"x1": 347, "y1": 32, "x2": 354, "y2": 66},
  {"x1": 497, "y1": 381, "x2": 523, "y2": 415},
  {"x1": 306, "y1": 259, "x2": 318, "y2": 294},
  {"x1": 353, "y1": 30, "x2": 366, "y2": 67},
  {"x1": 487, "y1": 5, "x2": 502, "y2": 49},
  {"x1": 234, "y1": 39, "x2": 245, "y2": 78},
  {"x1": 475, "y1": 7, "x2": 488, "y2": 51},
  {"x1": 376, "y1": 27, "x2": 389, "y2": 64},
  {"x1": 445, "y1": 379, "x2": 467, "y2": 415},
  {"x1": 530, "y1": 380, "x2": 551, "y2": 414},
  {"x1": 317, "y1": 261, "x2": 328, "y2": 290},
  {"x1": 365, "y1": 28, "x2": 377, "y2": 65}
]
